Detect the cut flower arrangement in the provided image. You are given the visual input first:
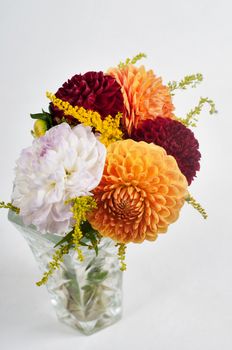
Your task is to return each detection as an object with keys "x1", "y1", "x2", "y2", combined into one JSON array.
[{"x1": 1, "y1": 53, "x2": 217, "y2": 334}]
